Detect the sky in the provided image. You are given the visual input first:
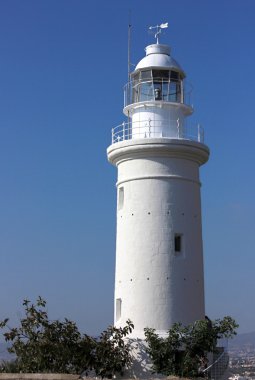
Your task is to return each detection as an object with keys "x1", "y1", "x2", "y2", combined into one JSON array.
[{"x1": 0, "y1": 0, "x2": 254, "y2": 338}]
